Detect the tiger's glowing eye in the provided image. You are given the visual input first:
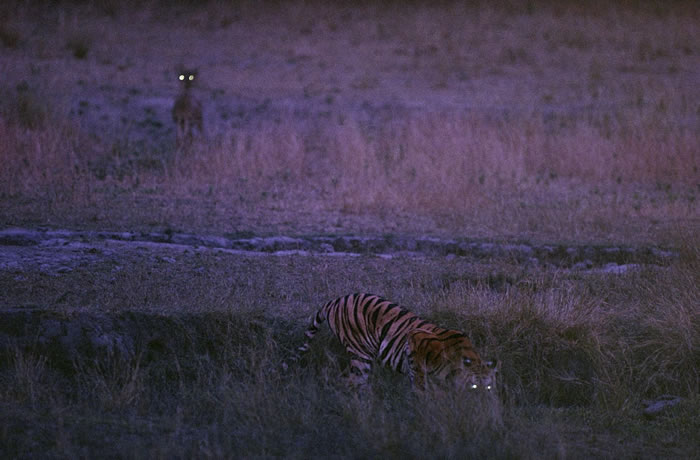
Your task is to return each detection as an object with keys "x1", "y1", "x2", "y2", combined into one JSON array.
[
  {"x1": 471, "y1": 384, "x2": 478, "y2": 390},
  {"x1": 179, "y1": 74, "x2": 185, "y2": 81},
  {"x1": 188, "y1": 75, "x2": 194, "y2": 81},
  {"x1": 487, "y1": 385, "x2": 492, "y2": 391}
]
